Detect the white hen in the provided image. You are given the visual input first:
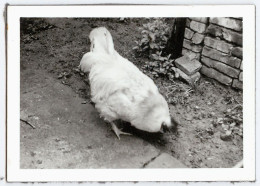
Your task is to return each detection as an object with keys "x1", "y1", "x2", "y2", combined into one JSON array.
[{"x1": 80, "y1": 27, "x2": 173, "y2": 139}]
